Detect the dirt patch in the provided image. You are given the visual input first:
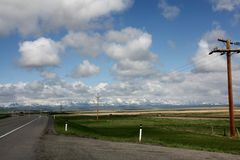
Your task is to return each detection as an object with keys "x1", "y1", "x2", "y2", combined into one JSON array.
[{"x1": 36, "y1": 134, "x2": 240, "y2": 160}]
